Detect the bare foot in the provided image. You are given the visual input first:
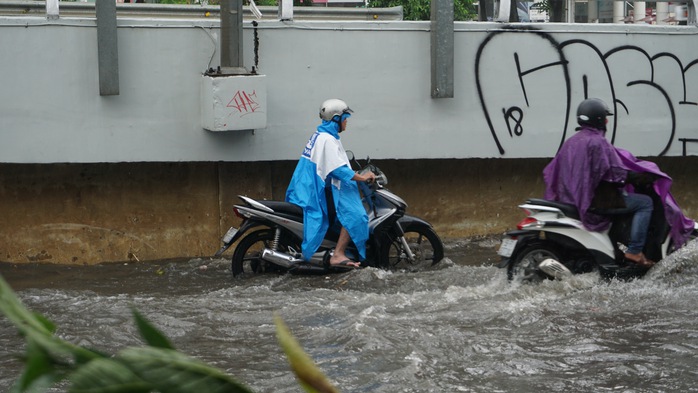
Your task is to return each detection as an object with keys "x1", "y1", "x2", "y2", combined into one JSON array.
[{"x1": 624, "y1": 252, "x2": 655, "y2": 268}]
